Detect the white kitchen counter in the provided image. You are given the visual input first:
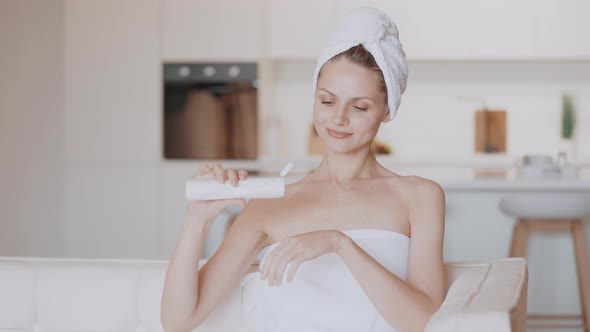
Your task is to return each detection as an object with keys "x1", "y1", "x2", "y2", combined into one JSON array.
[
  {"x1": 438, "y1": 177, "x2": 590, "y2": 191},
  {"x1": 279, "y1": 167, "x2": 590, "y2": 192},
  {"x1": 165, "y1": 157, "x2": 590, "y2": 192},
  {"x1": 391, "y1": 167, "x2": 590, "y2": 192}
]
